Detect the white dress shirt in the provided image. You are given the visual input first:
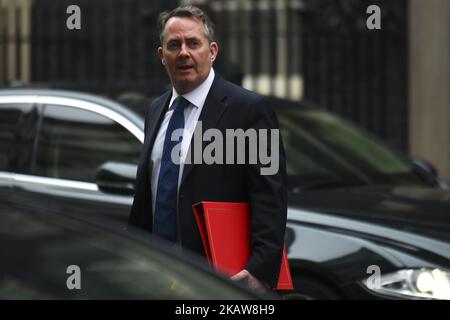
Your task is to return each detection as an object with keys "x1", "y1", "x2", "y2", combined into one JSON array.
[{"x1": 150, "y1": 68, "x2": 215, "y2": 214}]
